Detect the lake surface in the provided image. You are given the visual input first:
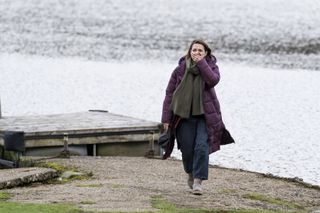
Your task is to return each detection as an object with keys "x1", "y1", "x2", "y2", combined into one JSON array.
[
  {"x1": 0, "y1": 0, "x2": 320, "y2": 69},
  {"x1": 1, "y1": 54, "x2": 319, "y2": 186}
]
